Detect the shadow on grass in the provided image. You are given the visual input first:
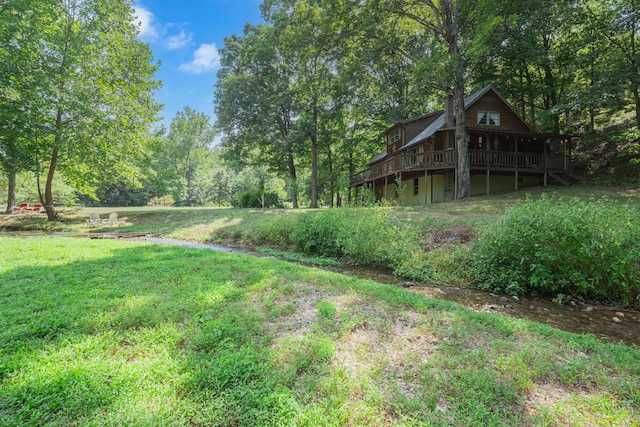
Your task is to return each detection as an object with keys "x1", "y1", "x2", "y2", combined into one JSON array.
[
  {"x1": 0, "y1": 242, "x2": 284, "y2": 425},
  {"x1": 1, "y1": 238, "x2": 638, "y2": 425}
]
